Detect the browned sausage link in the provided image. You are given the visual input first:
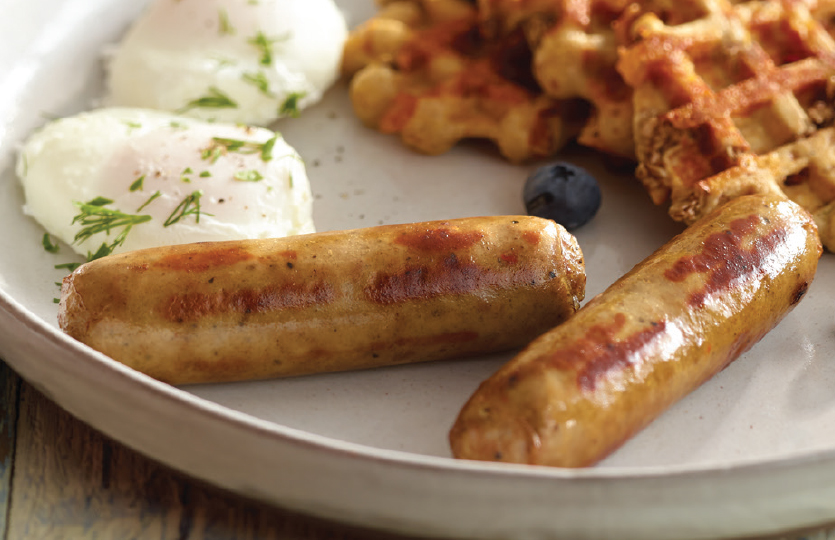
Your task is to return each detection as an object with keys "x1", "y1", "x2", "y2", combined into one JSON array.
[
  {"x1": 449, "y1": 195, "x2": 821, "y2": 468},
  {"x1": 59, "y1": 215, "x2": 585, "y2": 385}
]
